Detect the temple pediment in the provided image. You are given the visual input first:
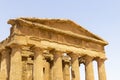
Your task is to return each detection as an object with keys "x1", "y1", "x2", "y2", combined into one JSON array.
[
  {"x1": 8, "y1": 17, "x2": 108, "y2": 45},
  {"x1": 6, "y1": 17, "x2": 108, "y2": 53}
]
